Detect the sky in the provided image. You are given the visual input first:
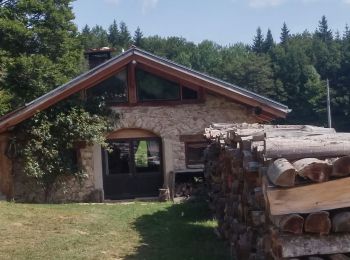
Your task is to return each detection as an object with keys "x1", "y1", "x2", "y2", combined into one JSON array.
[{"x1": 72, "y1": 0, "x2": 350, "y2": 46}]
